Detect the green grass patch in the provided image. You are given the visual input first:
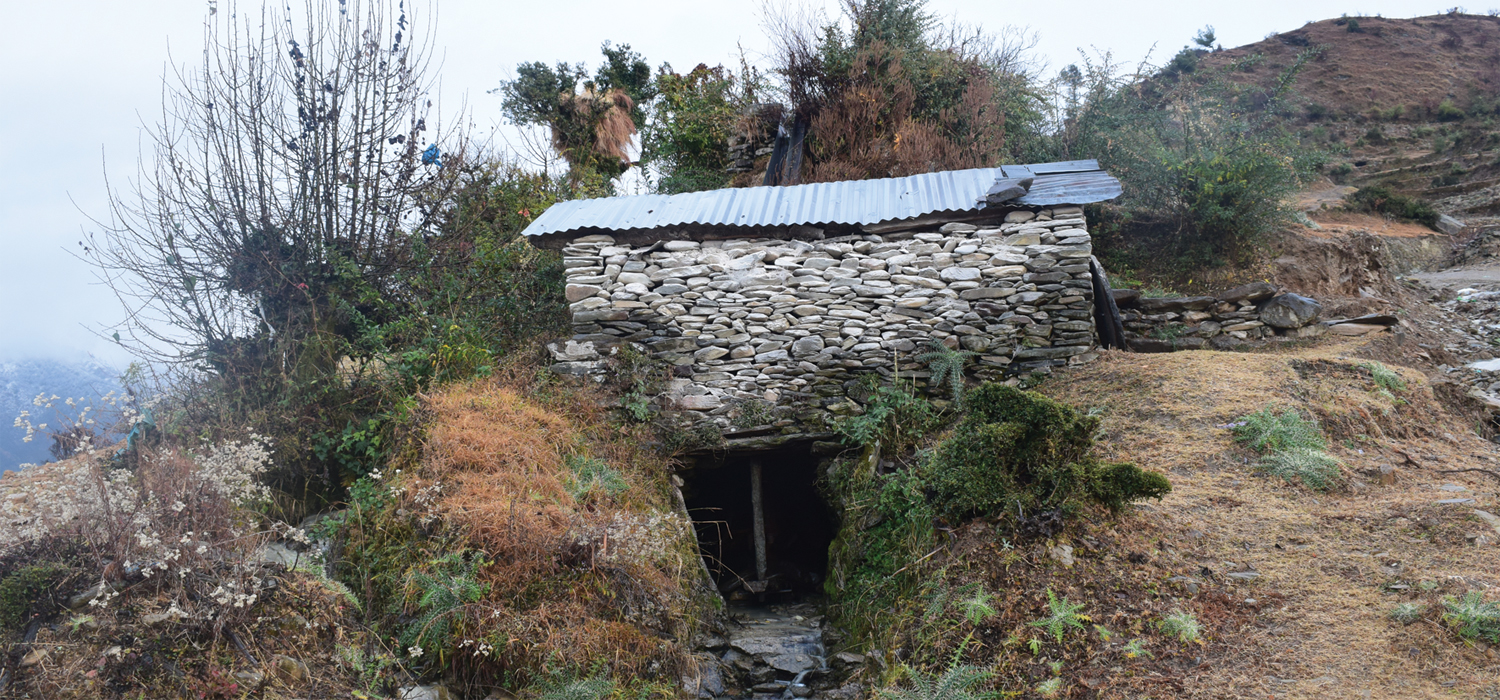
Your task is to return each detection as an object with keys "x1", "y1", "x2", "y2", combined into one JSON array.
[
  {"x1": 1158, "y1": 610, "x2": 1202, "y2": 643},
  {"x1": 1232, "y1": 407, "x2": 1342, "y2": 490}
]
